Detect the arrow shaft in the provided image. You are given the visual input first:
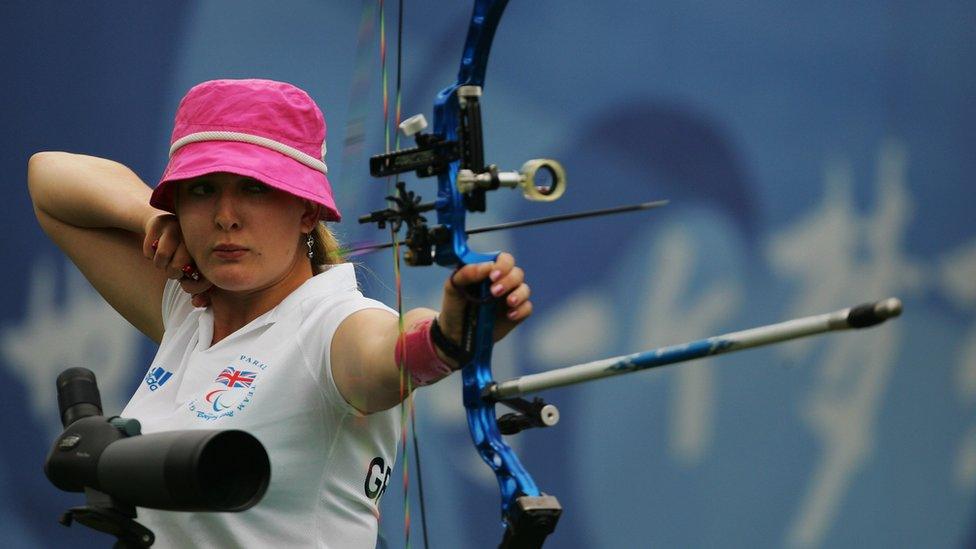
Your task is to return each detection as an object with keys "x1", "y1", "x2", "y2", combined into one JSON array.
[{"x1": 346, "y1": 199, "x2": 669, "y2": 257}]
